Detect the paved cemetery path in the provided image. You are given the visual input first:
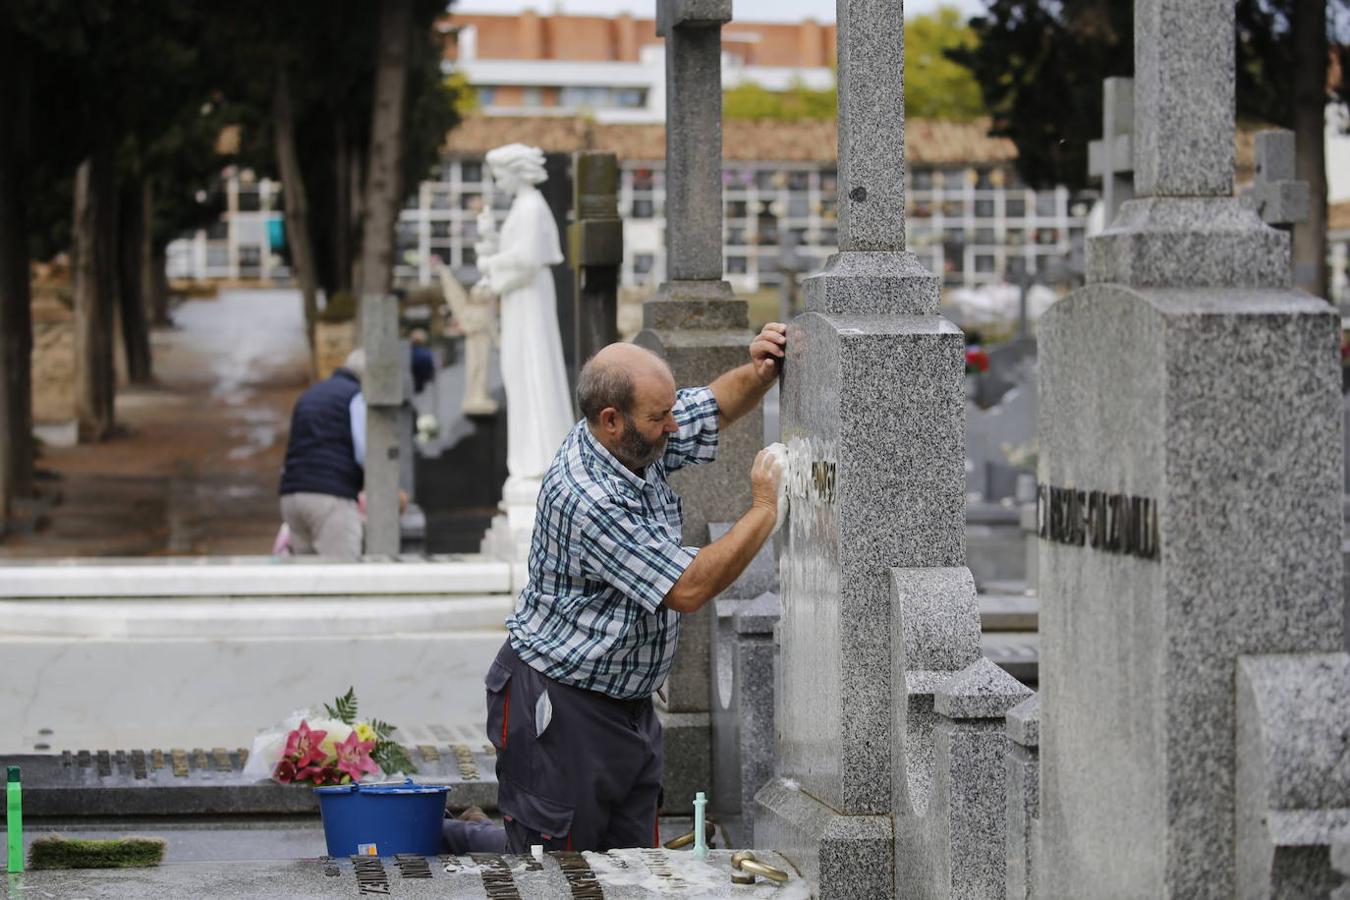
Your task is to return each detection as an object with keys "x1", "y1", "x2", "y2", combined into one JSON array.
[{"x1": 0, "y1": 289, "x2": 310, "y2": 558}]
